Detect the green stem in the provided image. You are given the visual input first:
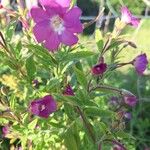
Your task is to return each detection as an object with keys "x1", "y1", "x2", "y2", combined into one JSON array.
[
  {"x1": 89, "y1": 85, "x2": 122, "y2": 95},
  {"x1": 76, "y1": 106, "x2": 96, "y2": 143}
]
